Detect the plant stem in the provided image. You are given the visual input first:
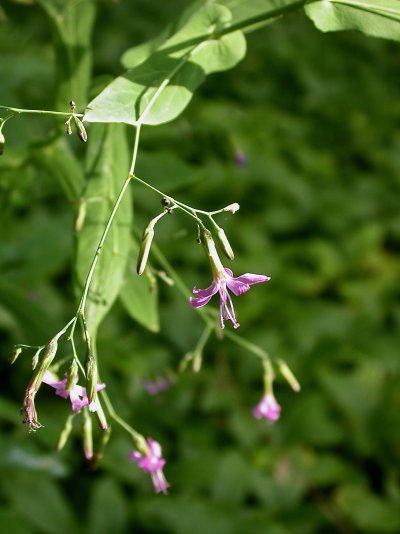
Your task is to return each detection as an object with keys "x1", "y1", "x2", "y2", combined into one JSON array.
[
  {"x1": 0, "y1": 105, "x2": 83, "y2": 118},
  {"x1": 78, "y1": 125, "x2": 141, "y2": 316}
]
